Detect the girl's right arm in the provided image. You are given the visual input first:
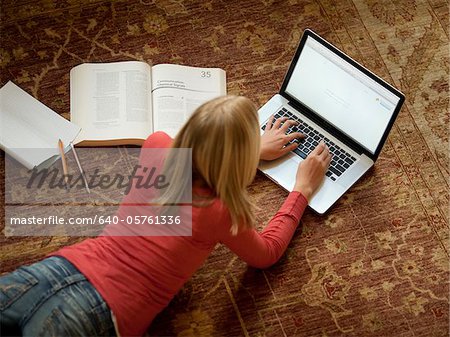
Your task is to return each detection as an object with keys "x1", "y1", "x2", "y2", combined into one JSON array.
[
  {"x1": 217, "y1": 142, "x2": 331, "y2": 268},
  {"x1": 218, "y1": 191, "x2": 308, "y2": 268}
]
